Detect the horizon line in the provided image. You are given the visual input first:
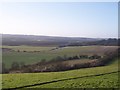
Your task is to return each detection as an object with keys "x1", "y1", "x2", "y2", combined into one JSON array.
[{"x1": 1, "y1": 33, "x2": 118, "y2": 39}]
